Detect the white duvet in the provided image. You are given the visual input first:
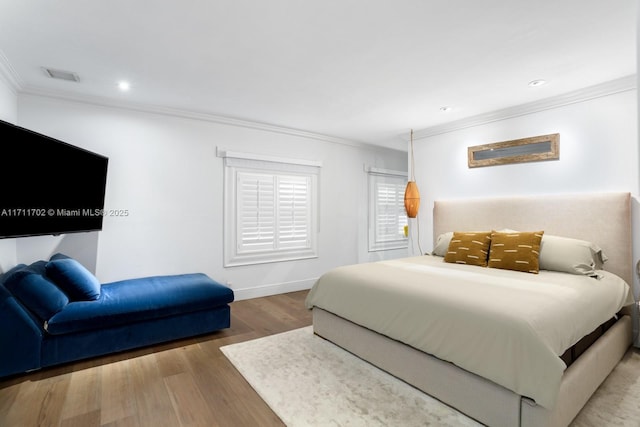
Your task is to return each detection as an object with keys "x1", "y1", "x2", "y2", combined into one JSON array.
[{"x1": 304, "y1": 255, "x2": 633, "y2": 409}]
